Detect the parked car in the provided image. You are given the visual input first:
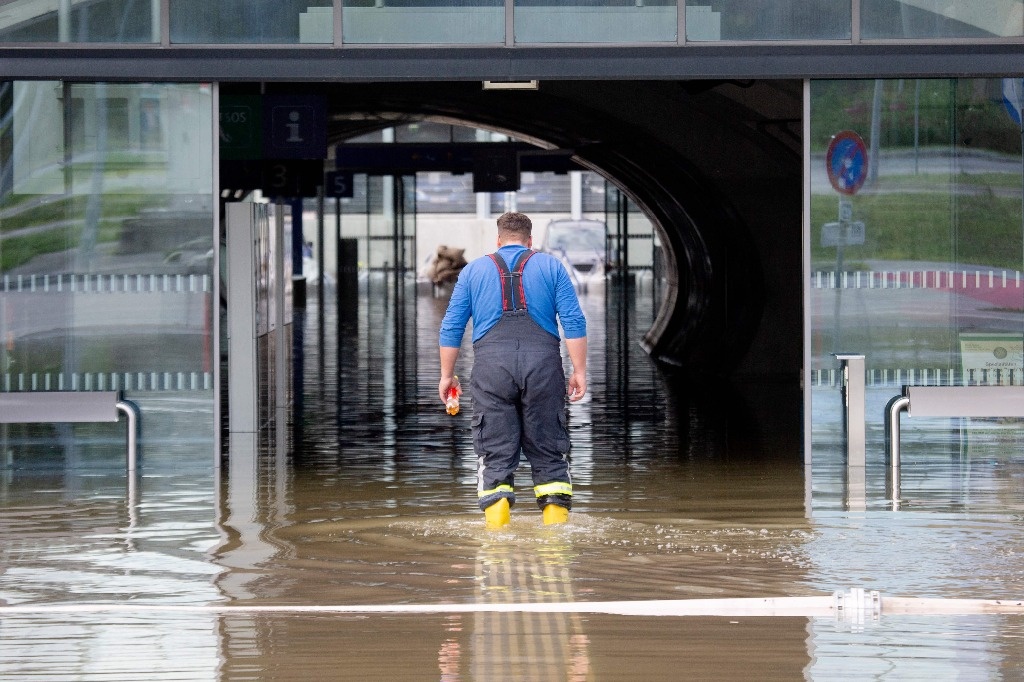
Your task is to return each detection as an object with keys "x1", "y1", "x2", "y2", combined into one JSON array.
[{"x1": 541, "y1": 218, "x2": 611, "y2": 271}]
